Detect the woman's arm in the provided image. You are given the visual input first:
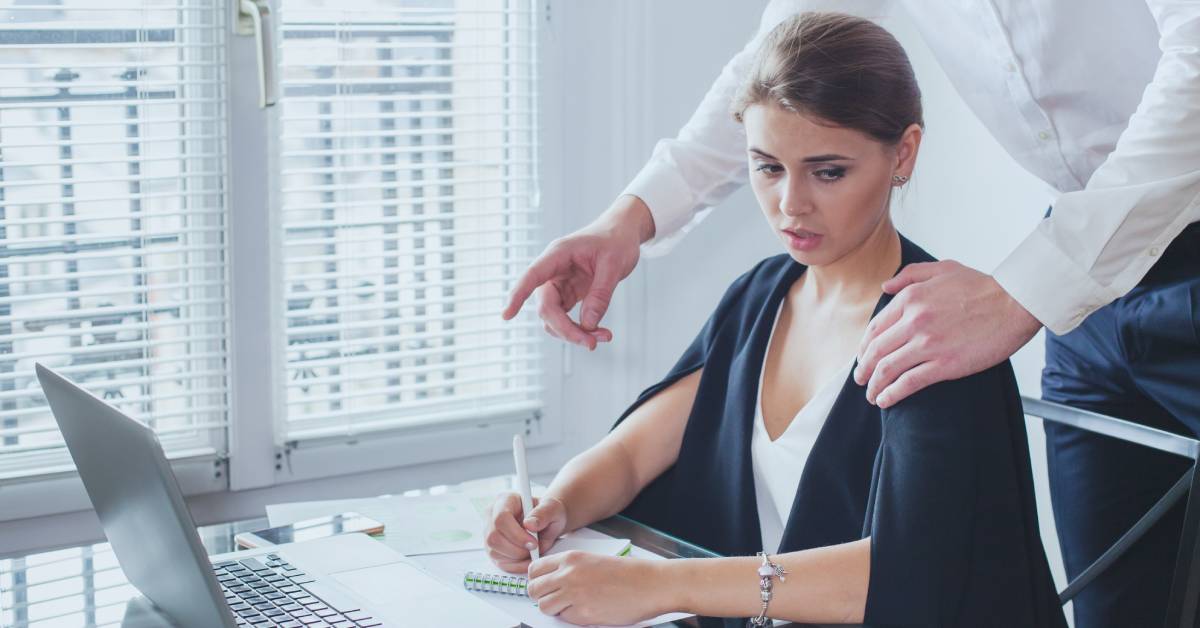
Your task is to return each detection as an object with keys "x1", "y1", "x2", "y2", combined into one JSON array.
[
  {"x1": 544, "y1": 368, "x2": 702, "y2": 532},
  {"x1": 663, "y1": 539, "x2": 871, "y2": 623},
  {"x1": 527, "y1": 537, "x2": 871, "y2": 625},
  {"x1": 484, "y1": 369, "x2": 702, "y2": 572}
]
